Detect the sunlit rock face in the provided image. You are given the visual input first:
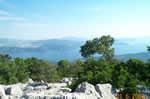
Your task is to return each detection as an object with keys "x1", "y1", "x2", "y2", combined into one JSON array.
[
  {"x1": 0, "y1": 78, "x2": 119, "y2": 99},
  {"x1": 95, "y1": 84, "x2": 117, "y2": 99}
]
